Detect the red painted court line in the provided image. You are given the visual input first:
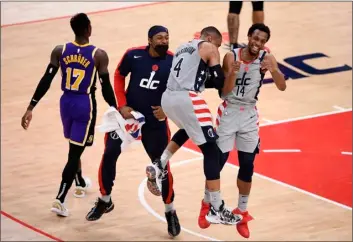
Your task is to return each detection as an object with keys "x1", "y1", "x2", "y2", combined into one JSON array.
[
  {"x1": 185, "y1": 111, "x2": 352, "y2": 208},
  {"x1": 1, "y1": 1, "x2": 169, "y2": 28},
  {"x1": 1, "y1": 211, "x2": 63, "y2": 241}
]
